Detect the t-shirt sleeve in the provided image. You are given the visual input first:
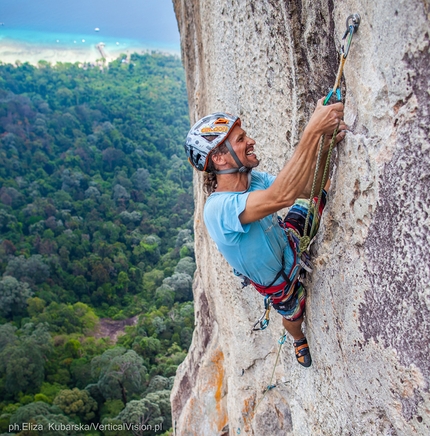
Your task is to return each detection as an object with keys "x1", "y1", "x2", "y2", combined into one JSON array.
[
  {"x1": 204, "y1": 192, "x2": 251, "y2": 236},
  {"x1": 220, "y1": 192, "x2": 251, "y2": 233}
]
